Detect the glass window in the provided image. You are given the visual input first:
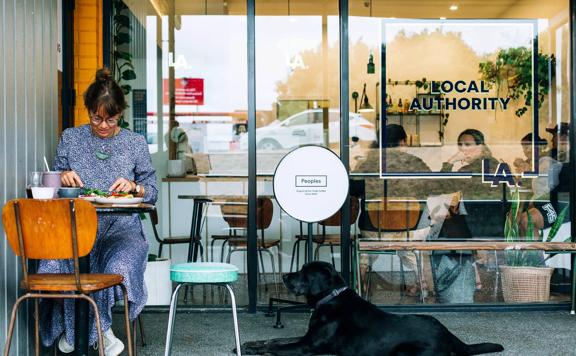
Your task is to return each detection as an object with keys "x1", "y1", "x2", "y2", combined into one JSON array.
[
  {"x1": 255, "y1": 0, "x2": 341, "y2": 305},
  {"x1": 115, "y1": 0, "x2": 249, "y2": 307},
  {"x1": 351, "y1": 0, "x2": 571, "y2": 305}
]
